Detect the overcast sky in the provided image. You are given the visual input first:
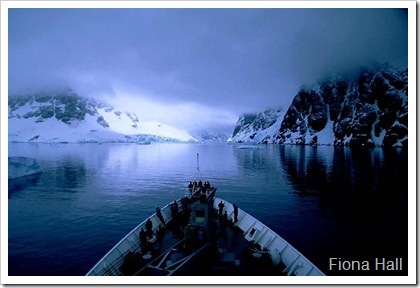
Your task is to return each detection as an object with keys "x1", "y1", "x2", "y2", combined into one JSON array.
[{"x1": 8, "y1": 8, "x2": 408, "y2": 134}]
